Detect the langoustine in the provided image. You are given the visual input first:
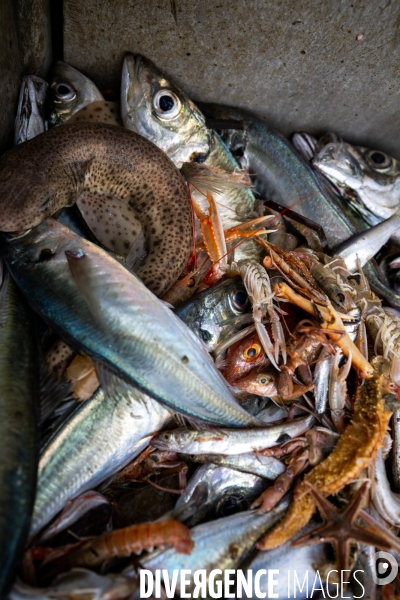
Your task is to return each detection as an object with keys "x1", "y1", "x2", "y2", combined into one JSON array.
[{"x1": 42, "y1": 519, "x2": 193, "y2": 576}]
